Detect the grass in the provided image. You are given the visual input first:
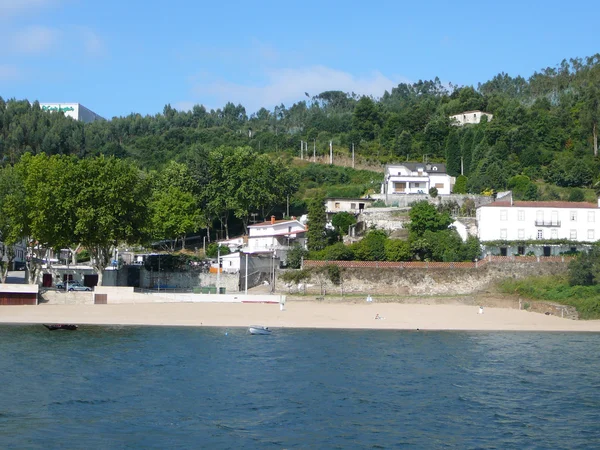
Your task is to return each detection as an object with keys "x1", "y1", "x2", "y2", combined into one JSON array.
[{"x1": 499, "y1": 274, "x2": 600, "y2": 319}]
